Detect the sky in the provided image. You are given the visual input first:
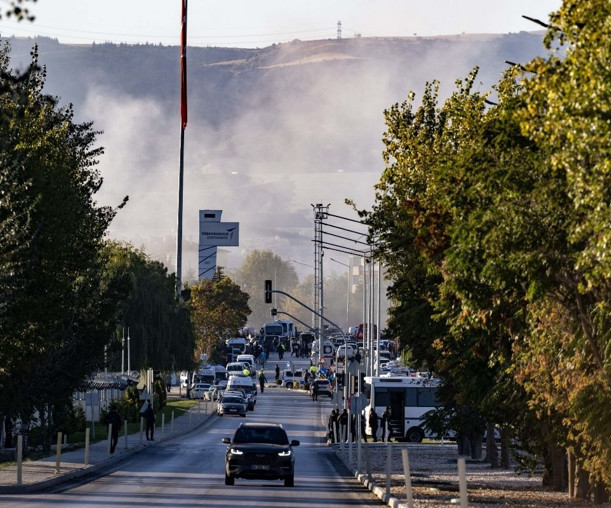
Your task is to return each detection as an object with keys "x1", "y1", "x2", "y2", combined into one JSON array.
[
  {"x1": 1, "y1": 0, "x2": 562, "y2": 48},
  {"x1": 1, "y1": 0, "x2": 563, "y2": 282}
]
